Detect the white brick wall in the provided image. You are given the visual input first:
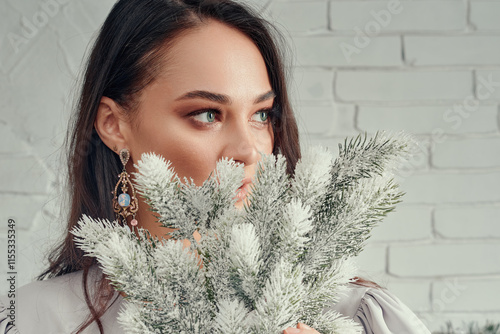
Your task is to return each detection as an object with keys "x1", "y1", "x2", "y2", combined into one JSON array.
[
  {"x1": 470, "y1": 2, "x2": 500, "y2": 30},
  {"x1": 358, "y1": 105, "x2": 498, "y2": 134},
  {"x1": 405, "y1": 36, "x2": 500, "y2": 66},
  {"x1": 389, "y1": 243, "x2": 500, "y2": 276},
  {"x1": 329, "y1": 1, "x2": 466, "y2": 32},
  {"x1": 293, "y1": 36, "x2": 402, "y2": 67},
  {"x1": 290, "y1": 0, "x2": 500, "y2": 330},
  {"x1": 435, "y1": 206, "x2": 500, "y2": 238},
  {"x1": 336, "y1": 70, "x2": 473, "y2": 102},
  {"x1": 1, "y1": 0, "x2": 499, "y2": 331}
]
